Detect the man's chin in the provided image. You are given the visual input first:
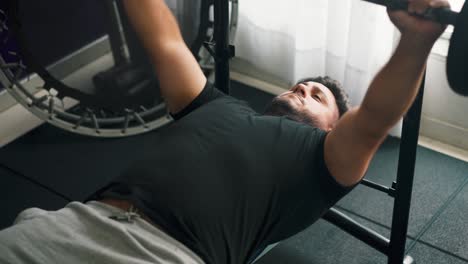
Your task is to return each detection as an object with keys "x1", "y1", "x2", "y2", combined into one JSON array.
[
  {"x1": 270, "y1": 96, "x2": 297, "y2": 115},
  {"x1": 267, "y1": 96, "x2": 324, "y2": 128}
]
